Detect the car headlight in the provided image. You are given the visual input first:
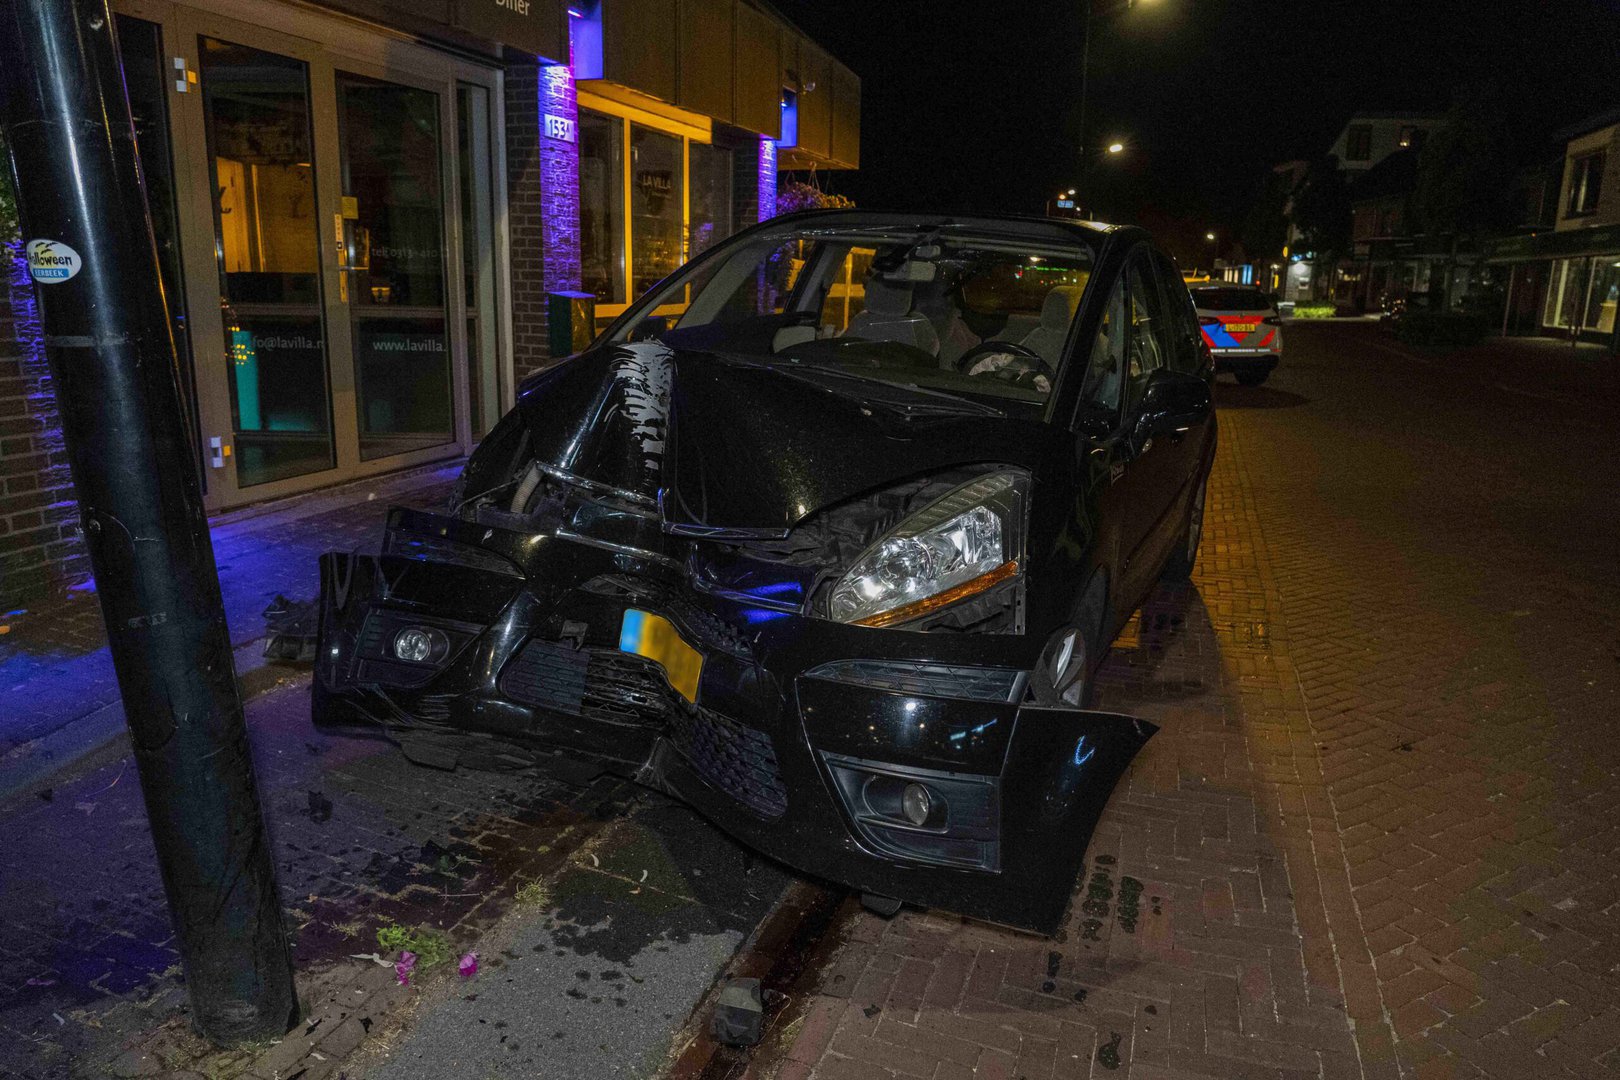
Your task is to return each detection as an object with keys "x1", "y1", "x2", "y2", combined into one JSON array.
[{"x1": 828, "y1": 471, "x2": 1026, "y2": 628}]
